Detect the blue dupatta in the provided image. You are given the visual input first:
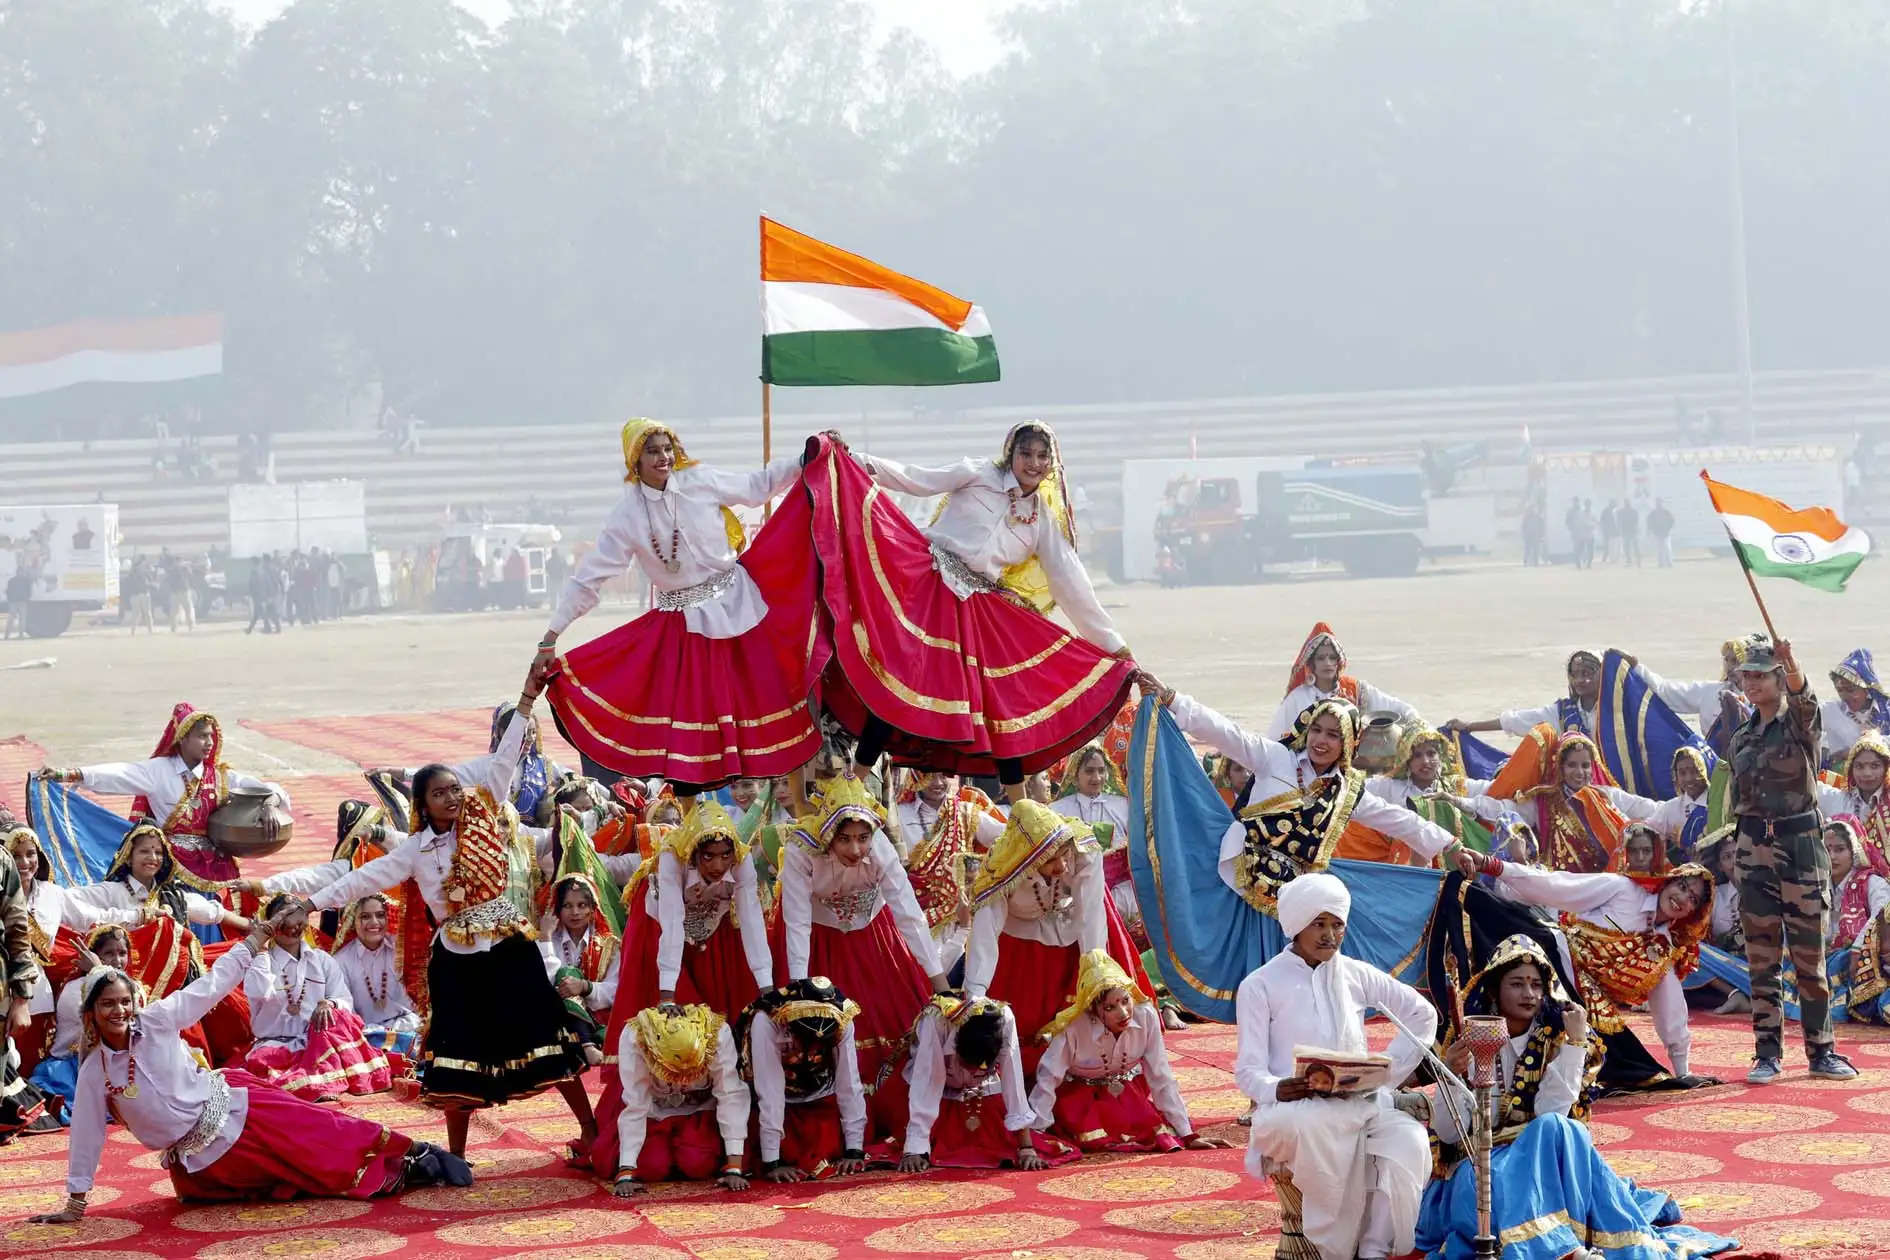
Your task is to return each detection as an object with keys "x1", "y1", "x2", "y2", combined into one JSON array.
[{"x1": 1596, "y1": 650, "x2": 1710, "y2": 799}]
